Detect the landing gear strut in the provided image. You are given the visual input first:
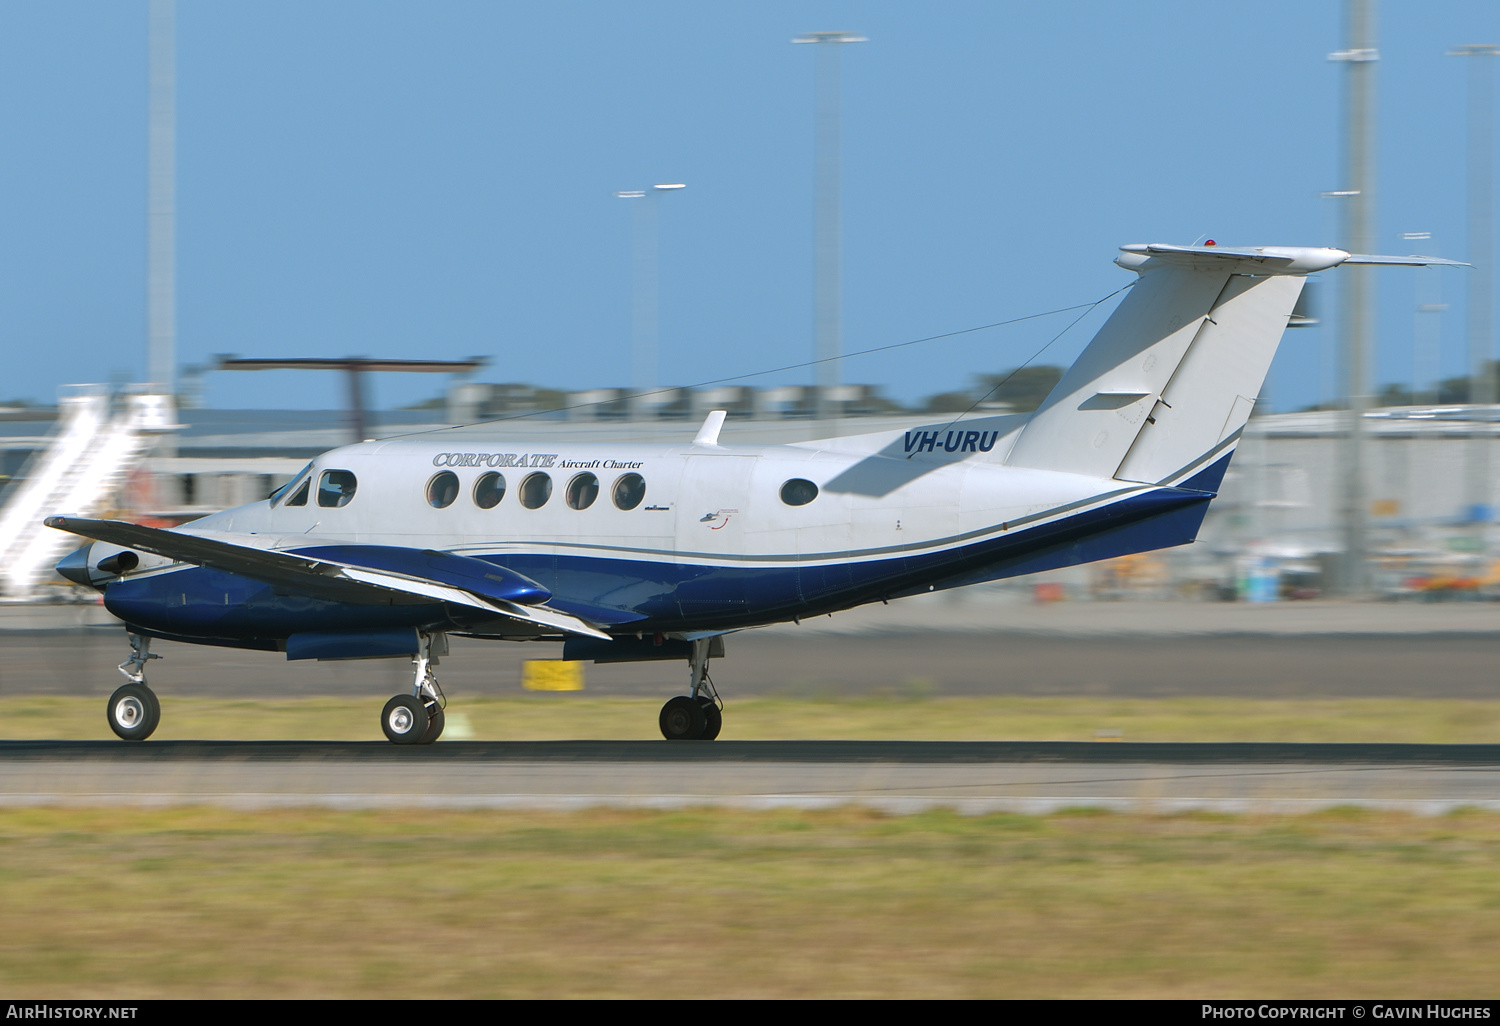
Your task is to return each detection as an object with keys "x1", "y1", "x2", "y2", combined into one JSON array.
[
  {"x1": 107, "y1": 633, "x2": 162, "y2": 741},
  {"x1": 381, "y1": 632, "x2": 446, "y2": 745},
  {"x1": 659, "y1": 637, "x2": 722, "y2": 741}
]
